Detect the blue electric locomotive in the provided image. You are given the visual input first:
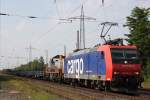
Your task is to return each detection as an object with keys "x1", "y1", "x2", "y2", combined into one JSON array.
[{"x1": 64, "y1": 44, "x2": 141, "y2": 91}]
